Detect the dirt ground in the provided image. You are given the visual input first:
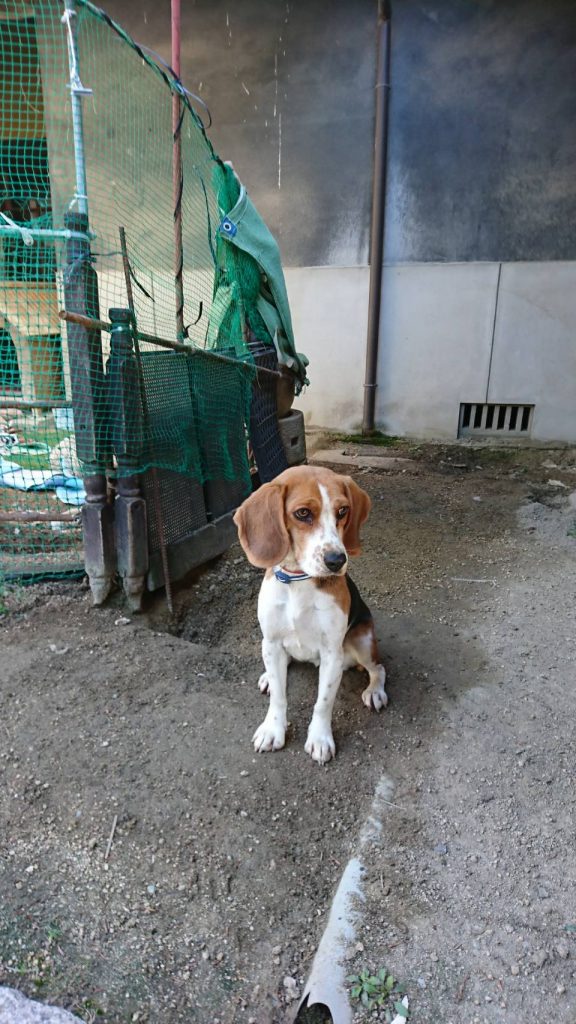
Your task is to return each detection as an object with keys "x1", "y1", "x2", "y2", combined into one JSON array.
[{"x1": 1, "y1": 441, "x2": 575, "y2": 1024}]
